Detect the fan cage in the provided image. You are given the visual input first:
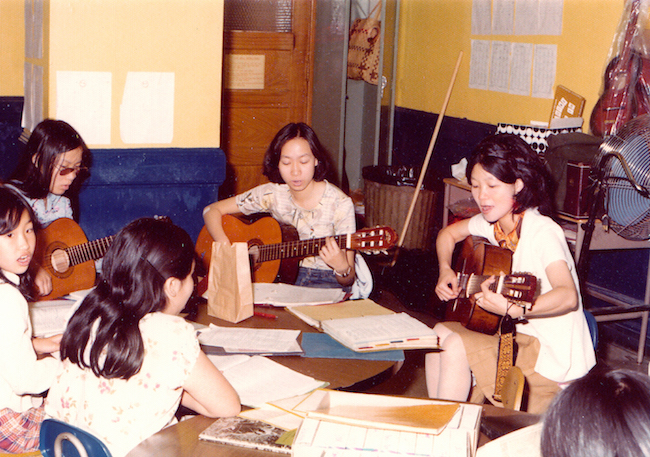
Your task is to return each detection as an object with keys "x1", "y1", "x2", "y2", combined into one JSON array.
[{"x1": 597, "y1": 115, "x2": 650, "y2": 241}]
